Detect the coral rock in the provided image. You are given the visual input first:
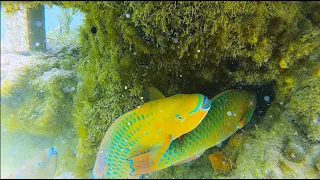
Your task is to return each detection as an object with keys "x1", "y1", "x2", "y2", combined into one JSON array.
[
  {"x1": 283, "y1": 142, "x2": 306, "y2": 163},
  {"x1": 208, "y1": 151, "x2": 232, "y2": 174}
]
